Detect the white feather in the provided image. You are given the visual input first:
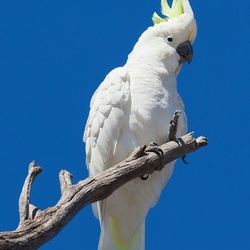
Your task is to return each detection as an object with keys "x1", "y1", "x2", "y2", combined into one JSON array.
[{"x1": 83, "y1": 0, "x2": 196, "y2": 248}]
